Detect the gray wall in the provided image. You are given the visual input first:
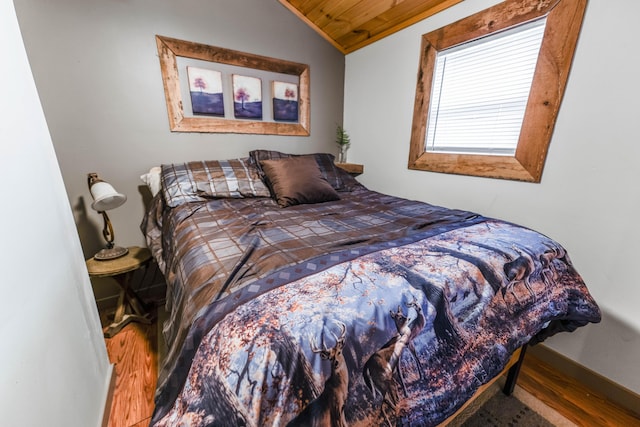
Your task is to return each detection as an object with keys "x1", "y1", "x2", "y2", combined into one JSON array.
[{"x1": 15, "y1": 0, "x2": 345, "y2": 304}]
